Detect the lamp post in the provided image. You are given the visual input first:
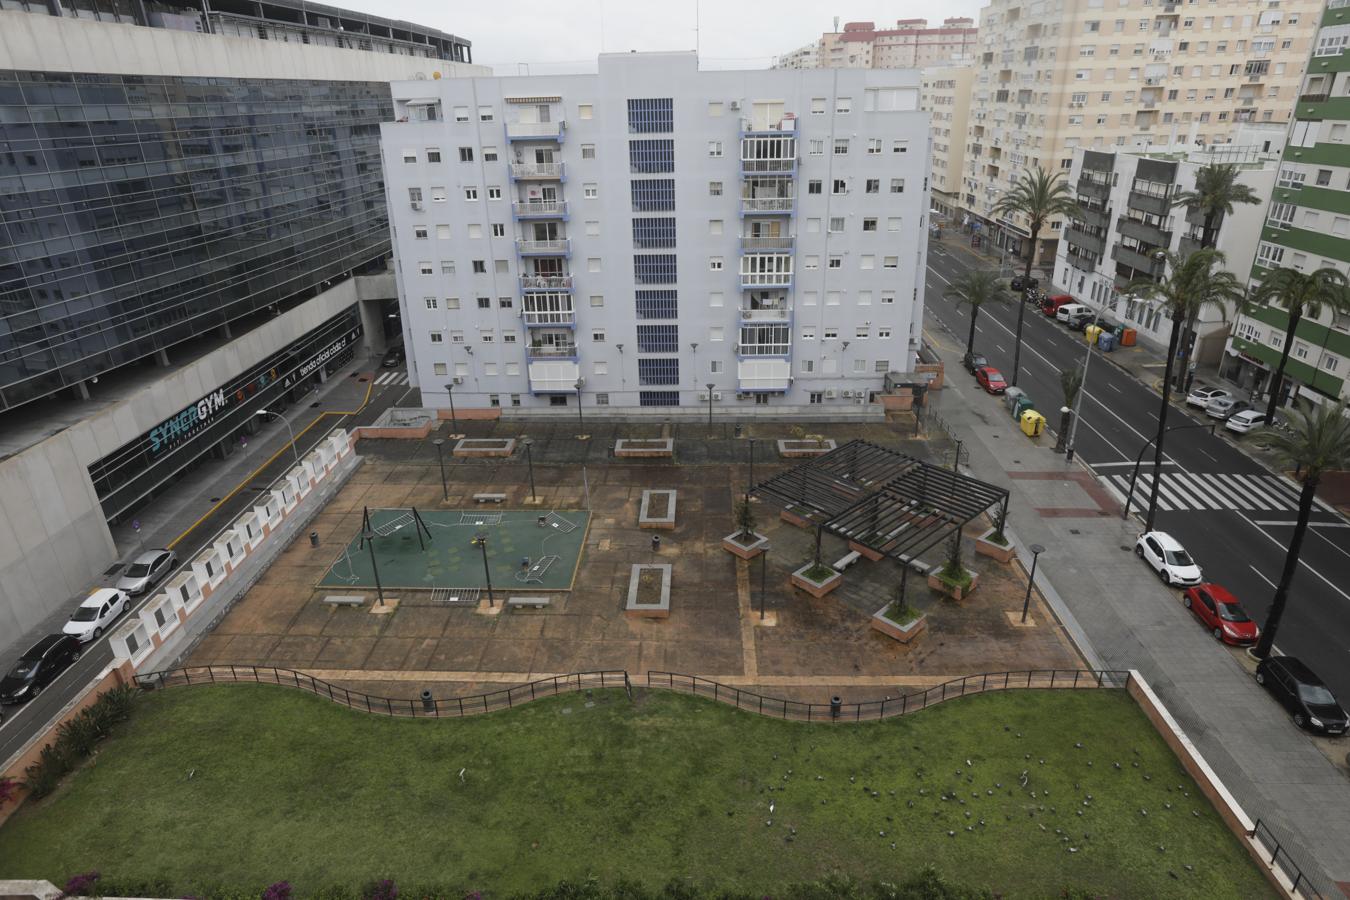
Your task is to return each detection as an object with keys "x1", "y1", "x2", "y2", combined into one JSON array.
[
  {"x1": 522, "y1": 438, "x2": 537, "y2": 503},
  {"x1": 1143, "y1": 247, "x2": 1171, "y2": 532},
  {"x1": 706, "y1": 382, "x2": 716, "y2": 427},
  {"x1": 574, "y1": 378, "x2": 585, "y2": 438},
  {"x1": 363, "y1": 525, "x2": 386, "y2": 607},
  {"x1": 1064, "y1": 310, "x2": 1101, "y2": 463},
  {"x1": 747, "y1": 436, "x2": 757, "y2": 495},
  {"x1": 759, "y1": 543, "x2": 770, "y2": 620},
  {"x1": 255, "y1": 409, "x2": 301, "y2": 466},
  {"x1": 433, "y1": 438, "x2": 447, "y2": 501},
  {"x1": 472, "y1": 531, "x2": 494, "y2": 608},
  {"x1": 1021, "y1": 543, "x2": 1045, "y2": 623},
  {"x1": 444, "y1": 382, "x2": 458, "y2": 434}
]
